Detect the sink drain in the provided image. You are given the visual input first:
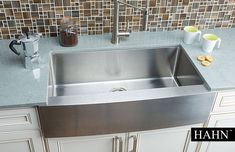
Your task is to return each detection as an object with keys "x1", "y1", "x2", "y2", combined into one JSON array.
[{"x1": 110, "y1": 87, "x2": 127, "y2": 92}]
